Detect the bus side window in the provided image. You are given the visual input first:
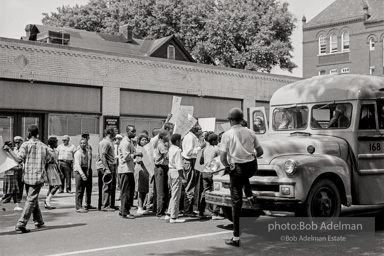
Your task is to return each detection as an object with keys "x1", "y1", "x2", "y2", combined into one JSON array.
[
  {"x1": 359, "y1": 105, "x2": 376, "y2": 130},
  {"x1": 379, "y1": 105, "x2": 384, "y2": 129}
]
